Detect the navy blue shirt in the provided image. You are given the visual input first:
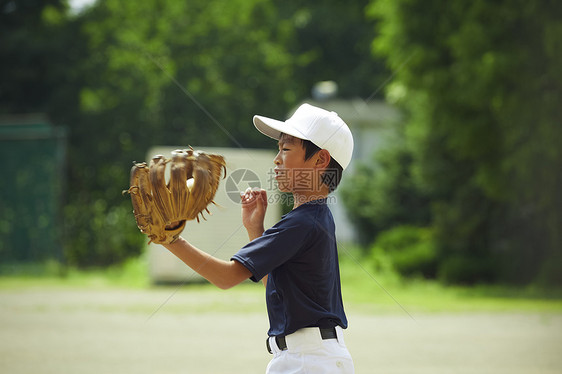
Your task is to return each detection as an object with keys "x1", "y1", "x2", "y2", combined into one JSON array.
[{"x1": 232, "y1": 199, "x2": 348, "y2": 337}]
